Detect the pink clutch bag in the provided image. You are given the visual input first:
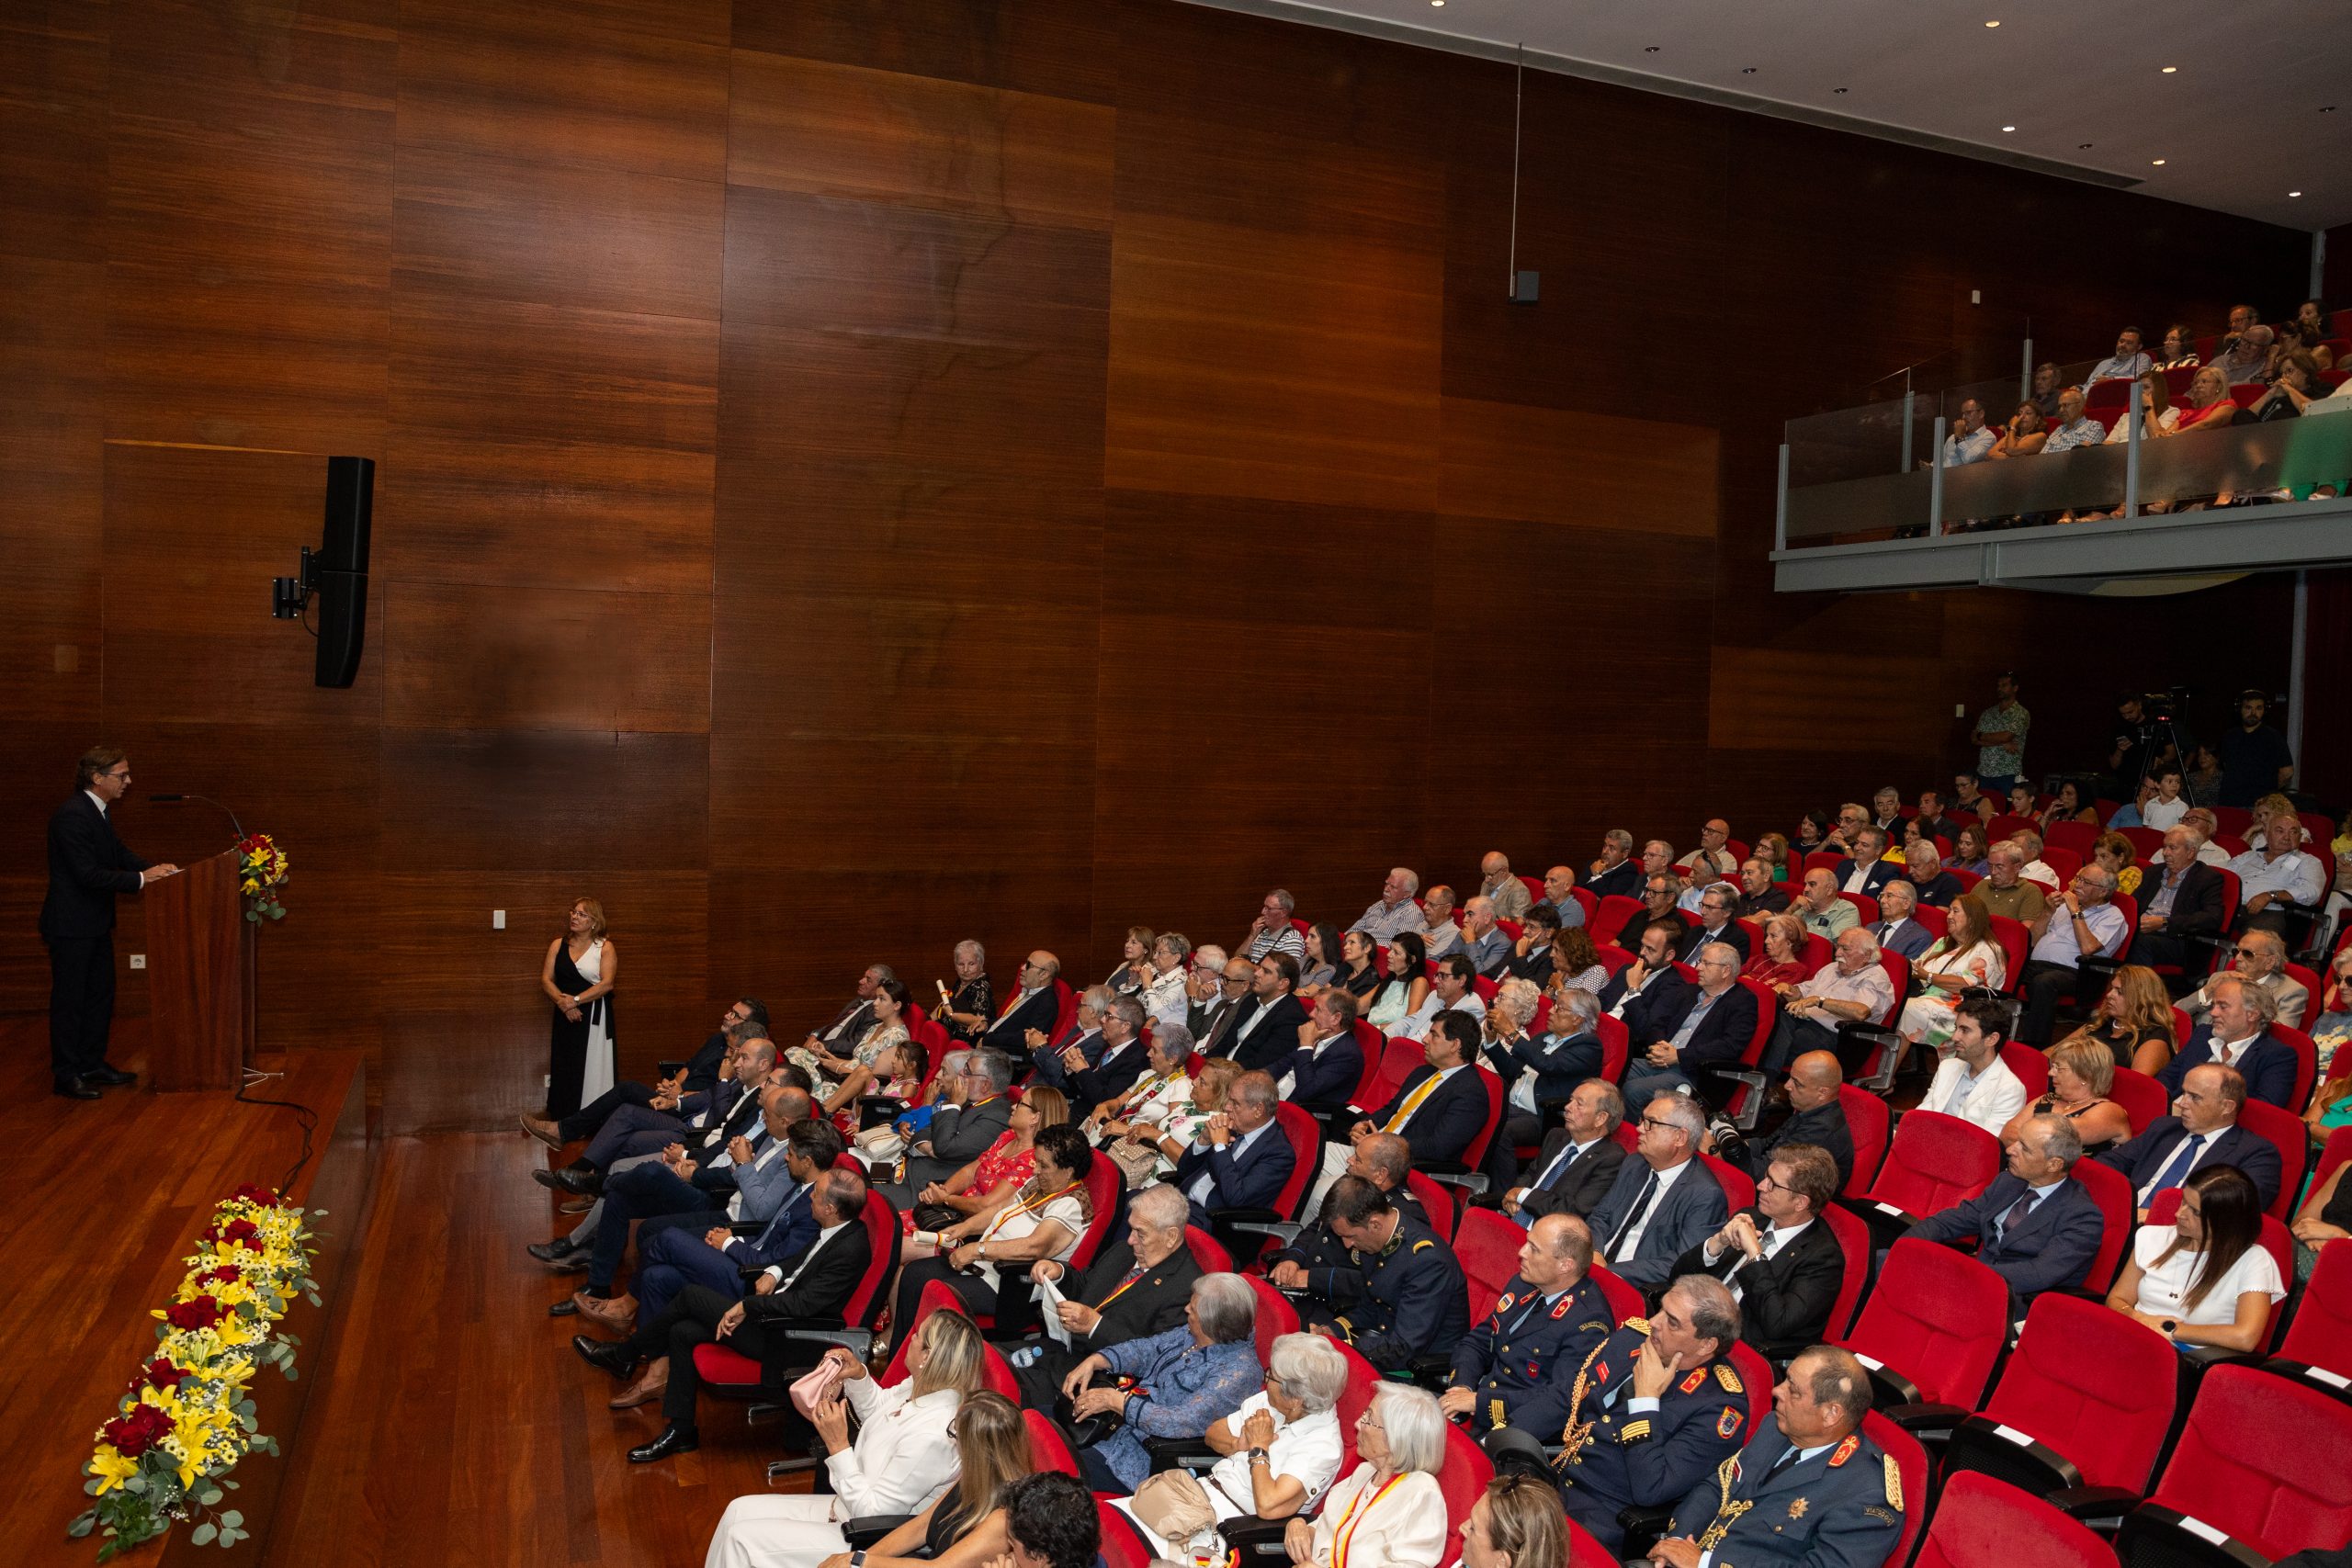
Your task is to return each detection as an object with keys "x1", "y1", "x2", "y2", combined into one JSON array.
[{"x1": 789, "y1": 1357, "x2": 846, "y2": 1417}]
